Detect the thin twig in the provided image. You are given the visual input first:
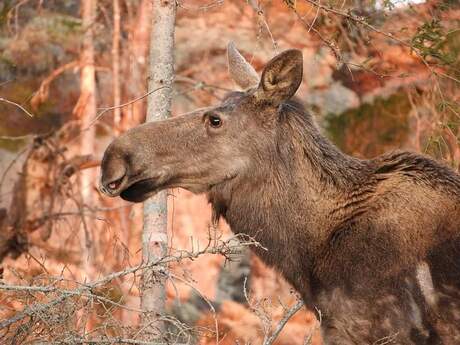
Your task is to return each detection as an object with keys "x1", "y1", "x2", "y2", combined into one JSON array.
[
  {"x1": 0, "y1": 134, "x2": 34, "y2": 141},
  {"x1": 0, "y1": 97, "x2": 34, "y2": 117},
  {"x1": 0, "y1": 234, "x2": 260, "y2": 331},
  {"x1": 263, "y1": 299, "x2": 305, "y2": 345},
  {"x1": 298, "y1": 0, "x2": 460, "y2": 84}
]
